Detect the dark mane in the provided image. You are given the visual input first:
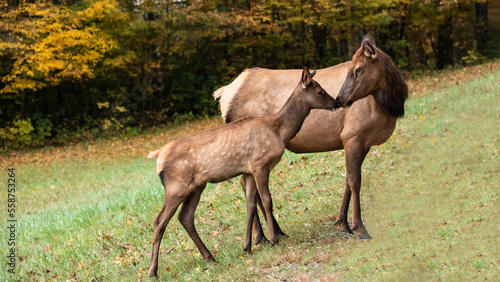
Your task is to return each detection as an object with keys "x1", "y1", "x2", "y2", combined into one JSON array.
[{"x1": 374, "y1": 51, "x2": 408, "y2": 118}]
